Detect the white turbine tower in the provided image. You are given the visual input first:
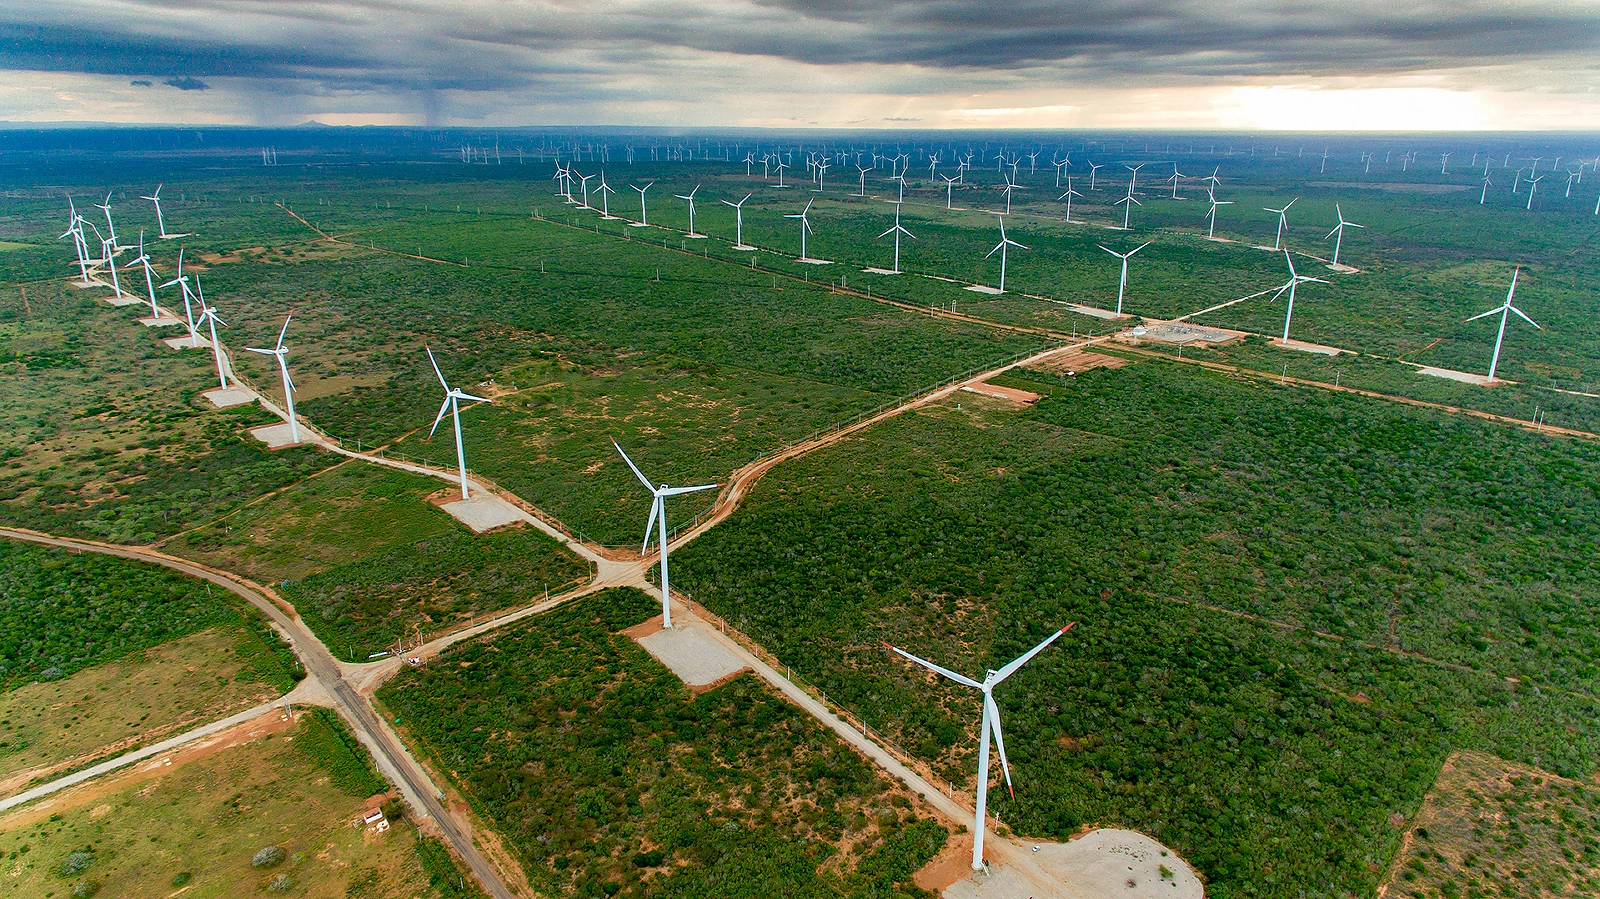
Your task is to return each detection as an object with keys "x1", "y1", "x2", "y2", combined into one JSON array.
[
  {"x1": 1265, "y1": 197, "x2": 1298, "y2": 250},
  {"x1": 631, "y1": 180, "x2": 654, "y2": 226},
  {"x1": 886, "y1": 623, "x2": 1076, "y2": 872},
  {"x1": 1325, "y1": 203, "x2": 1364, "y2": 268},
  {"x1": 142, "y1": 184, "x2": 184, "y2": 238},
  {"x1": 877, "y1": 201, "x2": 915, "y2": 274},
  {"x1": 941, "y1": 174, "x2": 958, "y2": 210},
  {"x1": 1098, "y1": 242, "x2": 1150, "y2": 315},
  {"x1": 123, "y1": 230, "x2": 160, "y2": 317},
  {"x1": 984, "y1": 214, "x2": 1027, "y2": 293},
  {"x1": 1058, "y1": 178, "x2": 1082, "y2": 223},
  {"x1": 857, "y1": 163, "x2": 874, "y2": 197},
  {"x1": 675, "y1": 184, "x2": 704, "y2": 237},
  {"x1": 158, "y1": 248, "x2": 199, "y2": 339},
  {"x1": 1115, "y1": 184, "x2": 1141, "y2": 229},
  {"x1": 612, "y1": 439, "x2": 718, "y2": 630},
  {"x1": 1205, "y1": 194, "x2": 1233, "y2": 239},
  {"x1": 426, "y1": 347, "x2": 490, "y2": 500},
  {"x1": 1465, "y1": 267, "x2": 1540, "y2": 382},
  {"x1": 1087, "y1": 160, "x2": 1103, "y2": 191},
  {"x1": 245, "y1": 316, "x2": 301, "y2": 445},
  {"x1": 195, "y1": 297, "x2": 228, "y2": 389},
  {"x1": 784, "y1": 197, "x2": 819, "y2": 262},
  {"x1": 1270, "y1": 250, "x2": 1328, "y2": 345},
  {"x1": 1525, "y1": 175, "x2": 1542, "y2": 211},
  {"x1": 722, "y1": 193, "x2": 754, "y2": 249},
  {"x1": 595, "y1": 172, "x2": 616, "y2": 218}
]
